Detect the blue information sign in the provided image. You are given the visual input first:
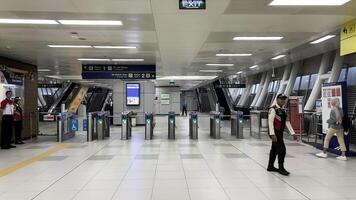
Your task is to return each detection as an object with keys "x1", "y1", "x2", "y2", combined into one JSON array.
[
  {"x1": 83, "y1": 119, "x2": 88, "y2": 131},
  {"x1": 70, "y1": 119, "x2": 79, "y2": 132},
  {"x1": 82, "y1": 65, "x2": 156, "y2": 80}
]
